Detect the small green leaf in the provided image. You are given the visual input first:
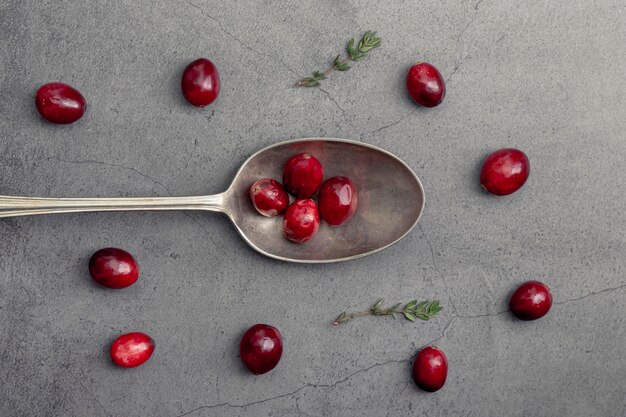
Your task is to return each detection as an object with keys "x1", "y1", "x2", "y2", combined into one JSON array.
[
  {"x1": 416, "y1": 301, "x2": 429, "y2": 312},
  {"x1": 428, "y1": 304, "x2": 443, "y2": 316},
  {"x1": 372, "y1": 298, "x2": 384, "y2": 310},
  {"x1": 403, "y1": 312, "x2": 417, "y2": 321},
  {"x1": 347, "y1": 38, "x2": 357, "y2": 59},
  {"x1": 358, "y1": 30, "x2": 381, "y2": 53},
  {"x1": 416, "y1": 313, "x2": 430, "y2": 321},
  {"x1": 312, "y1": 71, "x2": 326, "y2": 80},
  {"x1": 332, "y1": 312, "x2": 351, "y2": 326},
  {"x1": 425, "y1": 301, "x2": 440, "y2": 315},
  {"x1": 333, "y1": 56, "x2": 350, "y2": 71},
  {"x1": 405, "y1": 300, "x2": 418, "y2": 310},
  {"x1": 389, "y1": 303, "x2": 402, "y2": 312}
]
